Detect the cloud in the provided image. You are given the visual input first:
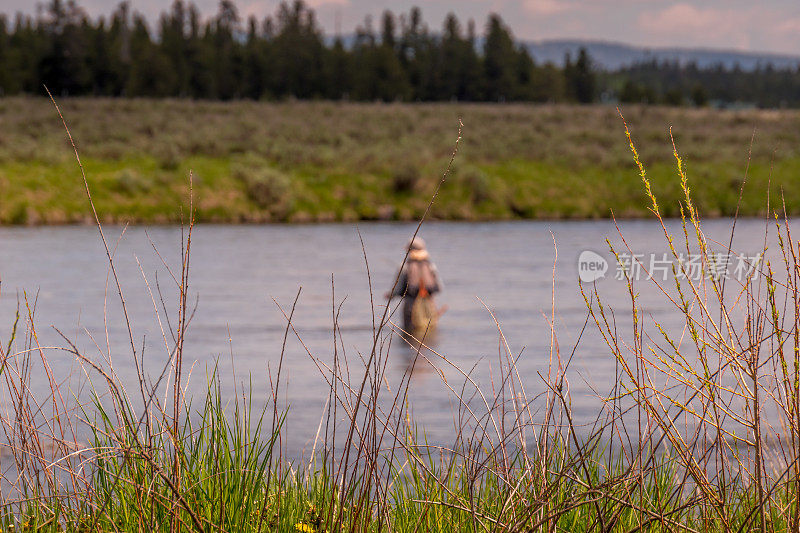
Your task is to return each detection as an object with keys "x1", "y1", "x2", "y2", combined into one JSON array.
[
  {"x1": 523, "y1": 0, "x2": 574, "y2": 15},
  {"x1": 638, "y1": 3, "x2": 754, "y2": 49},
  {"x1": 240, "y1": 0, "x2": 349, "y2": 21},
  {"x1": 762, "y1": 15, "x2": 800, "y2": 53},
  {"x1": 304, "y1": 0, "x2": 350, "y2": 7},
  {"x1": 636, "y1": 2, "x2": 800, "y2": 53},
  {"x1": 775, "y1": 16, "x2": 800, "y2": 35}
]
